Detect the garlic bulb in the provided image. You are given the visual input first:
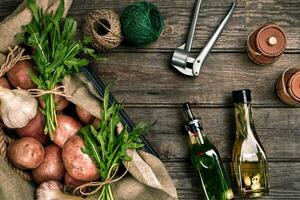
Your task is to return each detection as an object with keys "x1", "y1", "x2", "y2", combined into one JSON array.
[
  {"x1": 0, "y1": 87, "x2": 38, "y2": 128},
  {"x1": 36, "y1": 181, "x2": 85, "y2": 200}
]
